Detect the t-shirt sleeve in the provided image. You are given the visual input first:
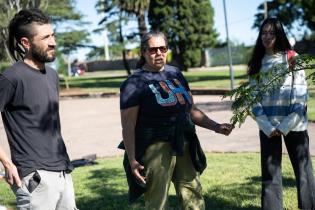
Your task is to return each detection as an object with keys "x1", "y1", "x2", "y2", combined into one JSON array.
[
  {"x1": 120, "y1": 76, "x2": 142, "y2": 109},
  {"x1": 0, "y1": 74, "x2": 15, "y2": 111}
]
